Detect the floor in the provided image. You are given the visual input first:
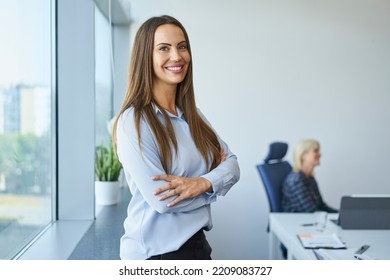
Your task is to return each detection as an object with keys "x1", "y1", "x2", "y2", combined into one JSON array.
[{"x1": 68, "y1": 186, "x2": 131, "y2": 260}]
